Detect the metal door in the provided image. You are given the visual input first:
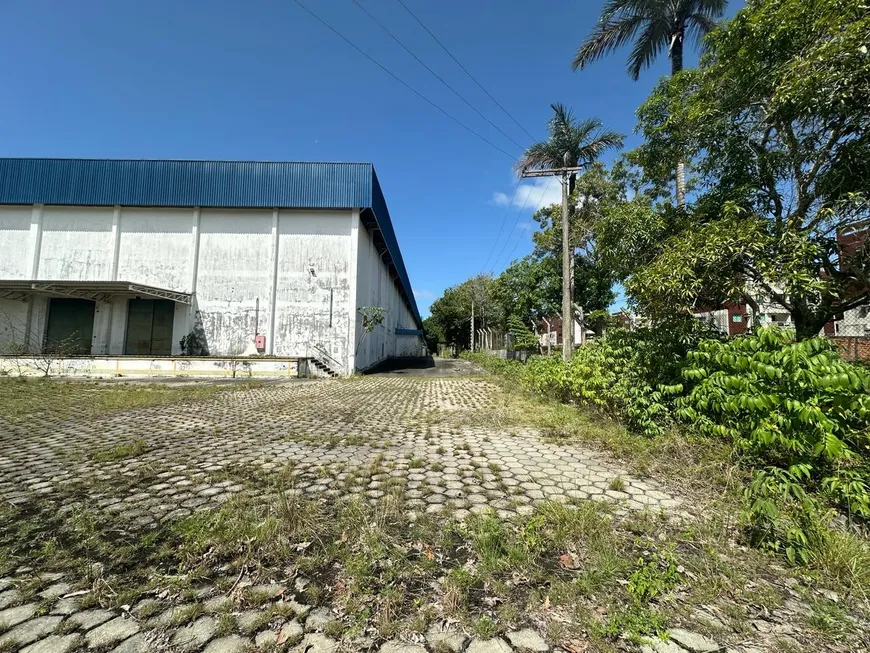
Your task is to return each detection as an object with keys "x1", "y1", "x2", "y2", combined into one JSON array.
[
  {"x1": 125, "y1": 299, "x2": 175, "y2": 356},
  {"x1": 45, "y1": 298, "x2": 95, "y2": 355}
]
